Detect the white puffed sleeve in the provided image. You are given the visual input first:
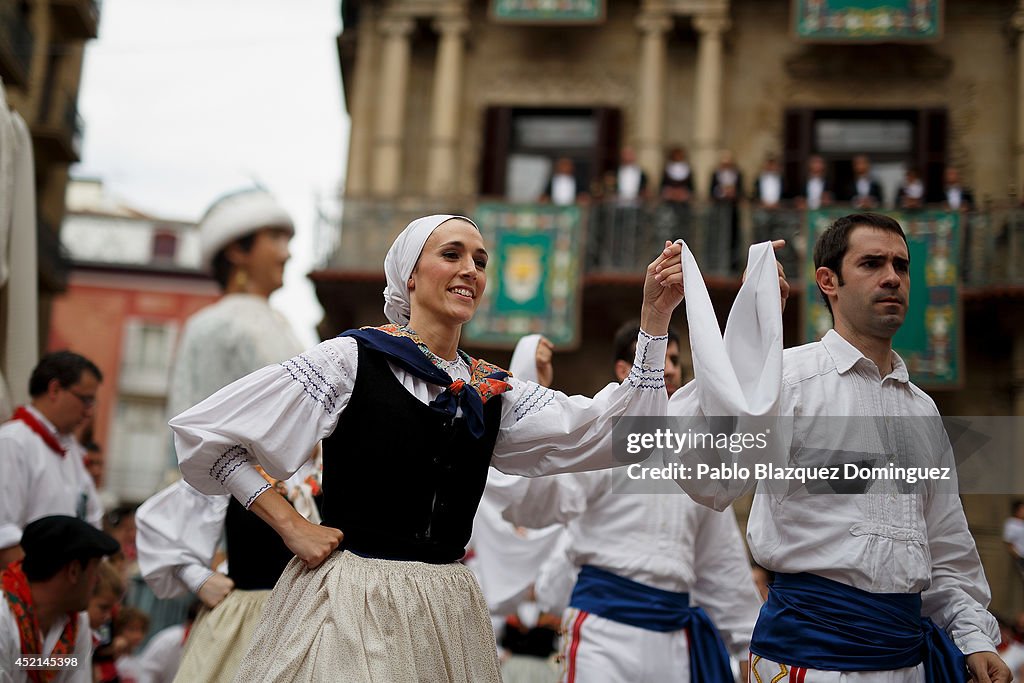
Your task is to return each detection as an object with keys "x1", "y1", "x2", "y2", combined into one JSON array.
[
  {"x1": 492, "y1": 330, "x2": 669, "y2": 476},
  {"x1": 135, "y1": 480, "x2": 228, "y2": 598},
  {"x1": 171, "y1": 337, "x2": 357, "y2": 509}
]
